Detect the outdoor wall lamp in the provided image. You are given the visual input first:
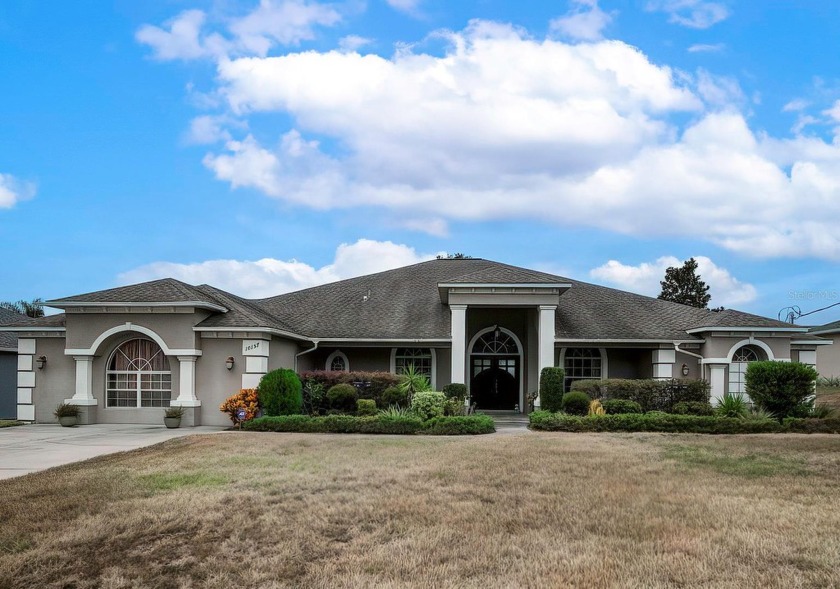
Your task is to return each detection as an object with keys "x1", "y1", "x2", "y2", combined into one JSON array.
[
  {"x1": 35, "y1": 355, "x2": 47, "y2": 370},
  {"x1": 493, "y1": 325, "x2": 501, "y2": 341},
  {"x1": 225, "y1": 357, "x2": 235, "y2": 371},
  {"x1": 681, "y1": 363, "x2": 690, "y2": 377}
]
